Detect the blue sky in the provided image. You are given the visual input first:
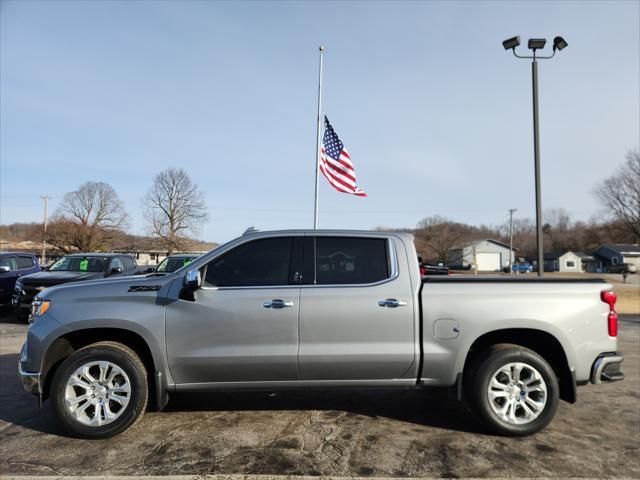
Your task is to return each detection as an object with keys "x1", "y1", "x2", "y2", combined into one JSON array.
[{"x1": 1, "y1": 0, "x2": 638, "y2": 243}]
